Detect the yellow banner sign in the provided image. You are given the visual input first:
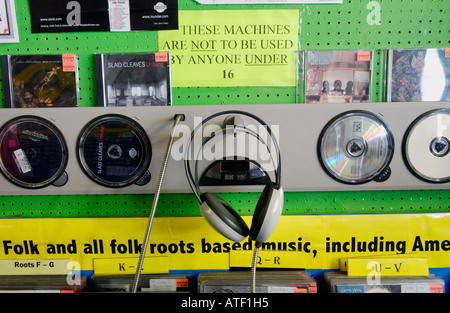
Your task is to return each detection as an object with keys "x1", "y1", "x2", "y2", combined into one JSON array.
[
  {"x1": 0, "y1": 214, "x2": 449, "y2": 274},
  {"x1": 158, "y1": 10, "x2": 300, "y2": 87}
]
